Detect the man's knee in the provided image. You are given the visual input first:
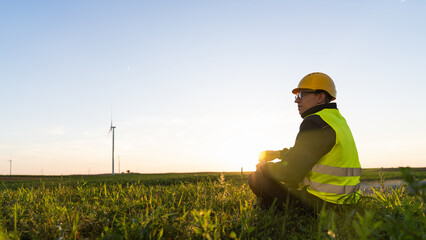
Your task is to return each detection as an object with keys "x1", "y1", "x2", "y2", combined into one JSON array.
[{"x1": 248, "y1": 172, "x2": 259, "y2": 191}]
